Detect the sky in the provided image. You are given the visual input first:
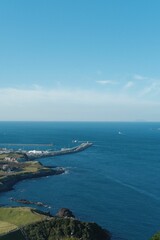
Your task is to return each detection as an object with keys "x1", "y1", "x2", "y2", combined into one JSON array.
[{"x1": 0, "y1": 0, "x2": 160, "y2": 121}]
